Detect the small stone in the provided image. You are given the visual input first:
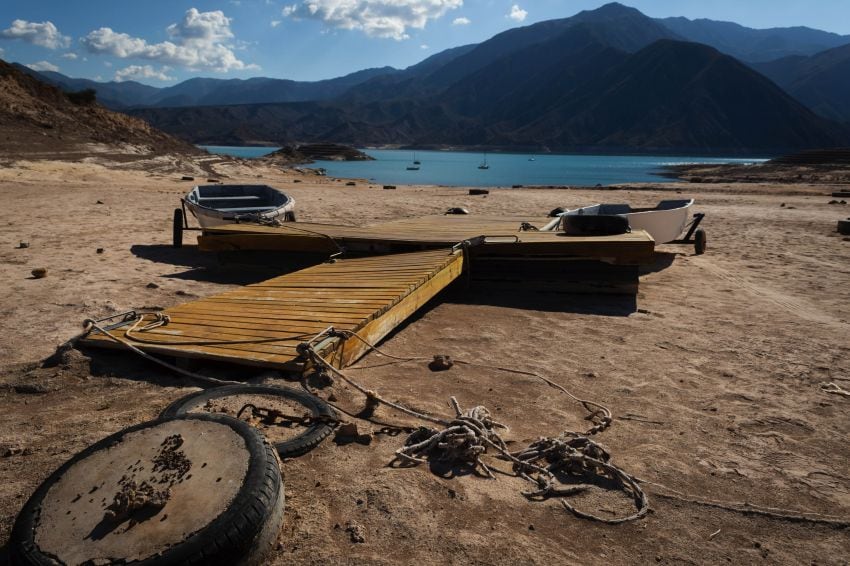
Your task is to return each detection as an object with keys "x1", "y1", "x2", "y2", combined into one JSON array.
[
  {"x1": 428, "y1": 355, "x2": 453, "y2": 372},
  {"x1": 528, "y1": 524, "x2": 535, "y2": 531},
  {"x1": 345, "y1": 181, "x2": 356, "y2": 186},
  {"x1": 585, "y1": 371, "x2": 598, "y2": 378},
  {"x1": 346, "y1": 521, "x2": 366, "y2": 543},
  {"x1": 17, "y1": 241, "x2": 29, "y2": 249},
  {"x1": 146, "y1": 282, "x2": 160, "y2": 289},
  {"x1": 780, "y1": 203, "x2": 785, "y2": 207},
  {"x1": 327, "y1": 392, "x2": 338, "y2": 402},
  {"x1": 337, "y1": 422, "x2": 359, "y2": 438},
  {"x1": 31, "y1": 268, "x2": 47, "y2": 279},
  {"x1": 96, "y1": 248, "x2": 104, "y2": 254},
  {"x1": 96, "y1": 200, "x2": 104, "y2": 205}
]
